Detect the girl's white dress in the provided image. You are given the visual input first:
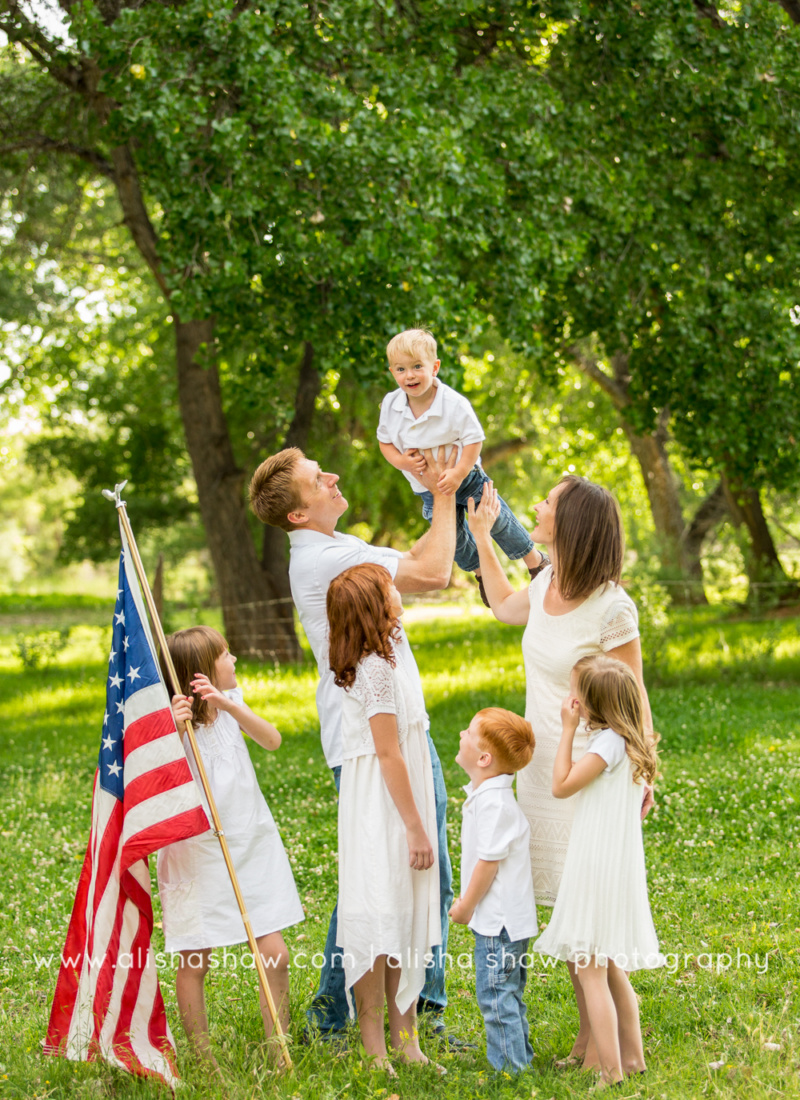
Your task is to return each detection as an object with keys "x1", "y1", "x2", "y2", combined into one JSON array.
[
  {"x1": 533, "y1": 728, "x2": 664, "y2": 970},
  {"x1": 156, "y1": 687, "x2": 304, "y2": 952},
  {"x1": 519, "y1": 567, "x2": 640, "y2": 905},
  {"x1": 337, "y1": 645, "x2": 440, "y2": 1015}
]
